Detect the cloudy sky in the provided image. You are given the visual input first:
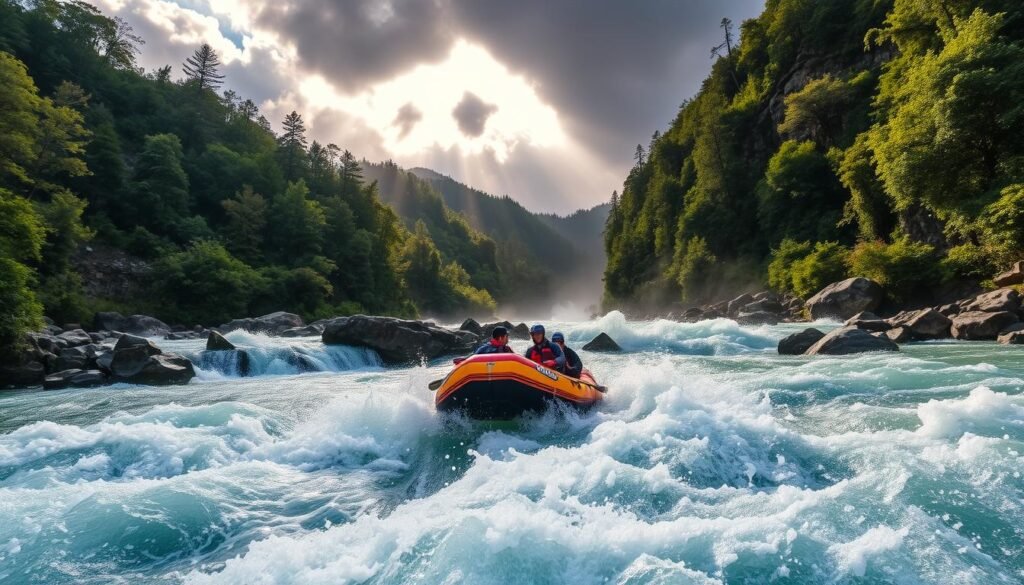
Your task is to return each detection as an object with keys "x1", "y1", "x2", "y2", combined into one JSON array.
[{"x1": 93, "y1": 0, "x2": 764, "y2": 213}]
